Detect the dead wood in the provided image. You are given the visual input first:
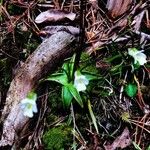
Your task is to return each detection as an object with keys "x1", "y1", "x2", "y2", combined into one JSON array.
[
  {"x1": 106, "y1": 0, "x2": 133, "y2": 18},
  {"x1": 0, "y1": 31, "x2": 76, "y2": 147}
]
